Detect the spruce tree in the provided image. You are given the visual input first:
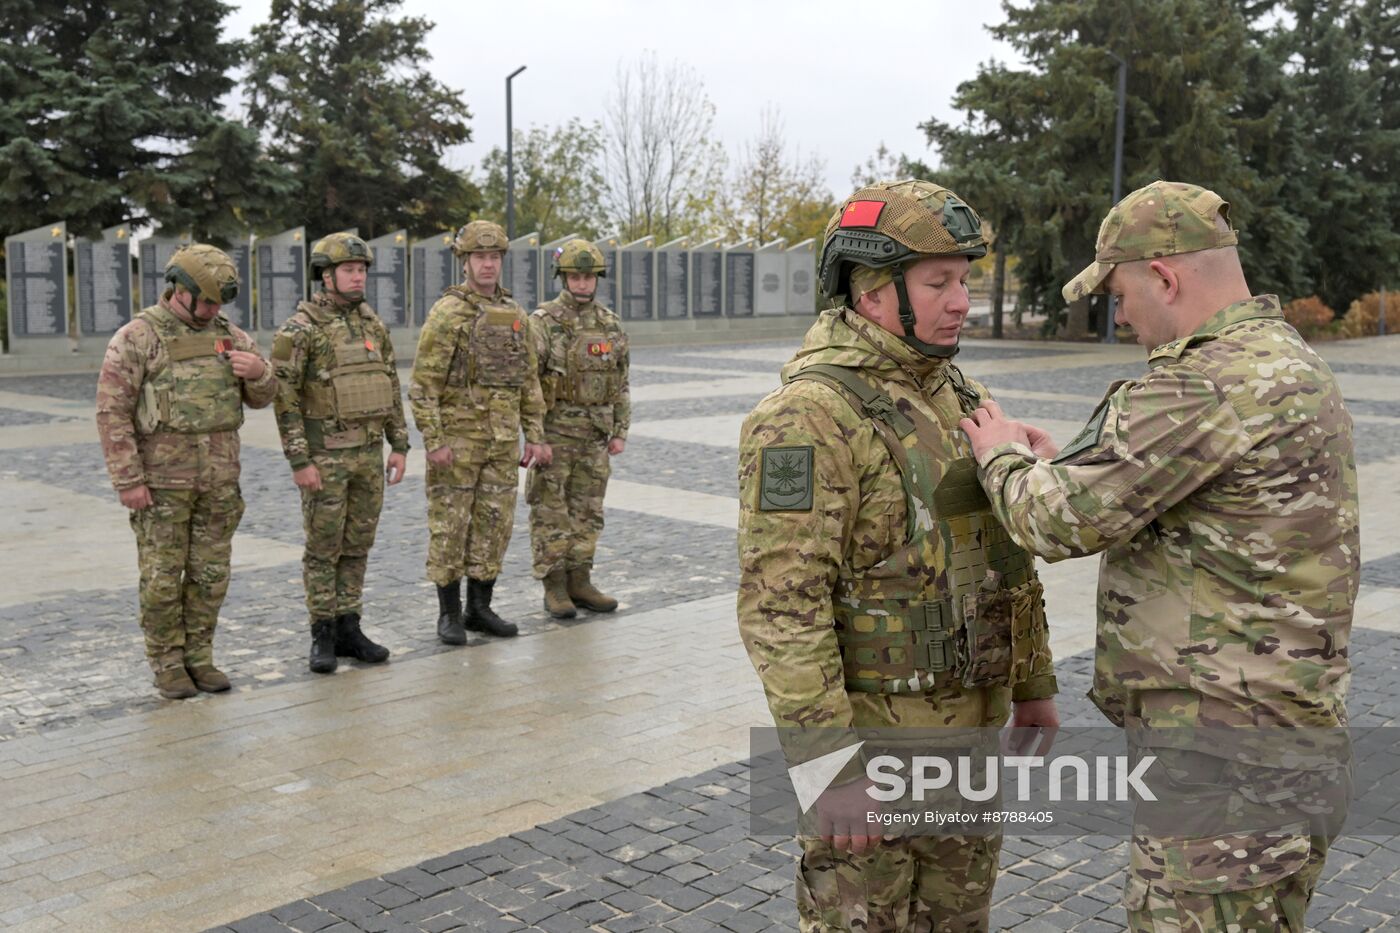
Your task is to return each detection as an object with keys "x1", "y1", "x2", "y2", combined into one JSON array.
[
  {"x1": 0, "y1": 0, "x2": 290, "y2": 241},
  {"x1": 245, "y1": 0, "x2": 477, "y2": 238}
]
